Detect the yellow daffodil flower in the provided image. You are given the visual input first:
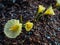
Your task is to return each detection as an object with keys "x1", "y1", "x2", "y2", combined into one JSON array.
[
  {"x1": 56, "y1": 0, "x2": 60, "y2": 6},
  {"x1": 37, "y1": 5, "x2": 45, "y2": 14},
  {"x1": 9, "y1": 25, "x2": 20, "y2": 31},
  {"x1": 4, "y1": 19, "x2": 22, "y2": 38},
  {"x1": 25, "y1": 21, "x2": 33, "y2": 31},
  {"x1": 44, "y1": 6, "x2": 55, "y2": 15}
]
